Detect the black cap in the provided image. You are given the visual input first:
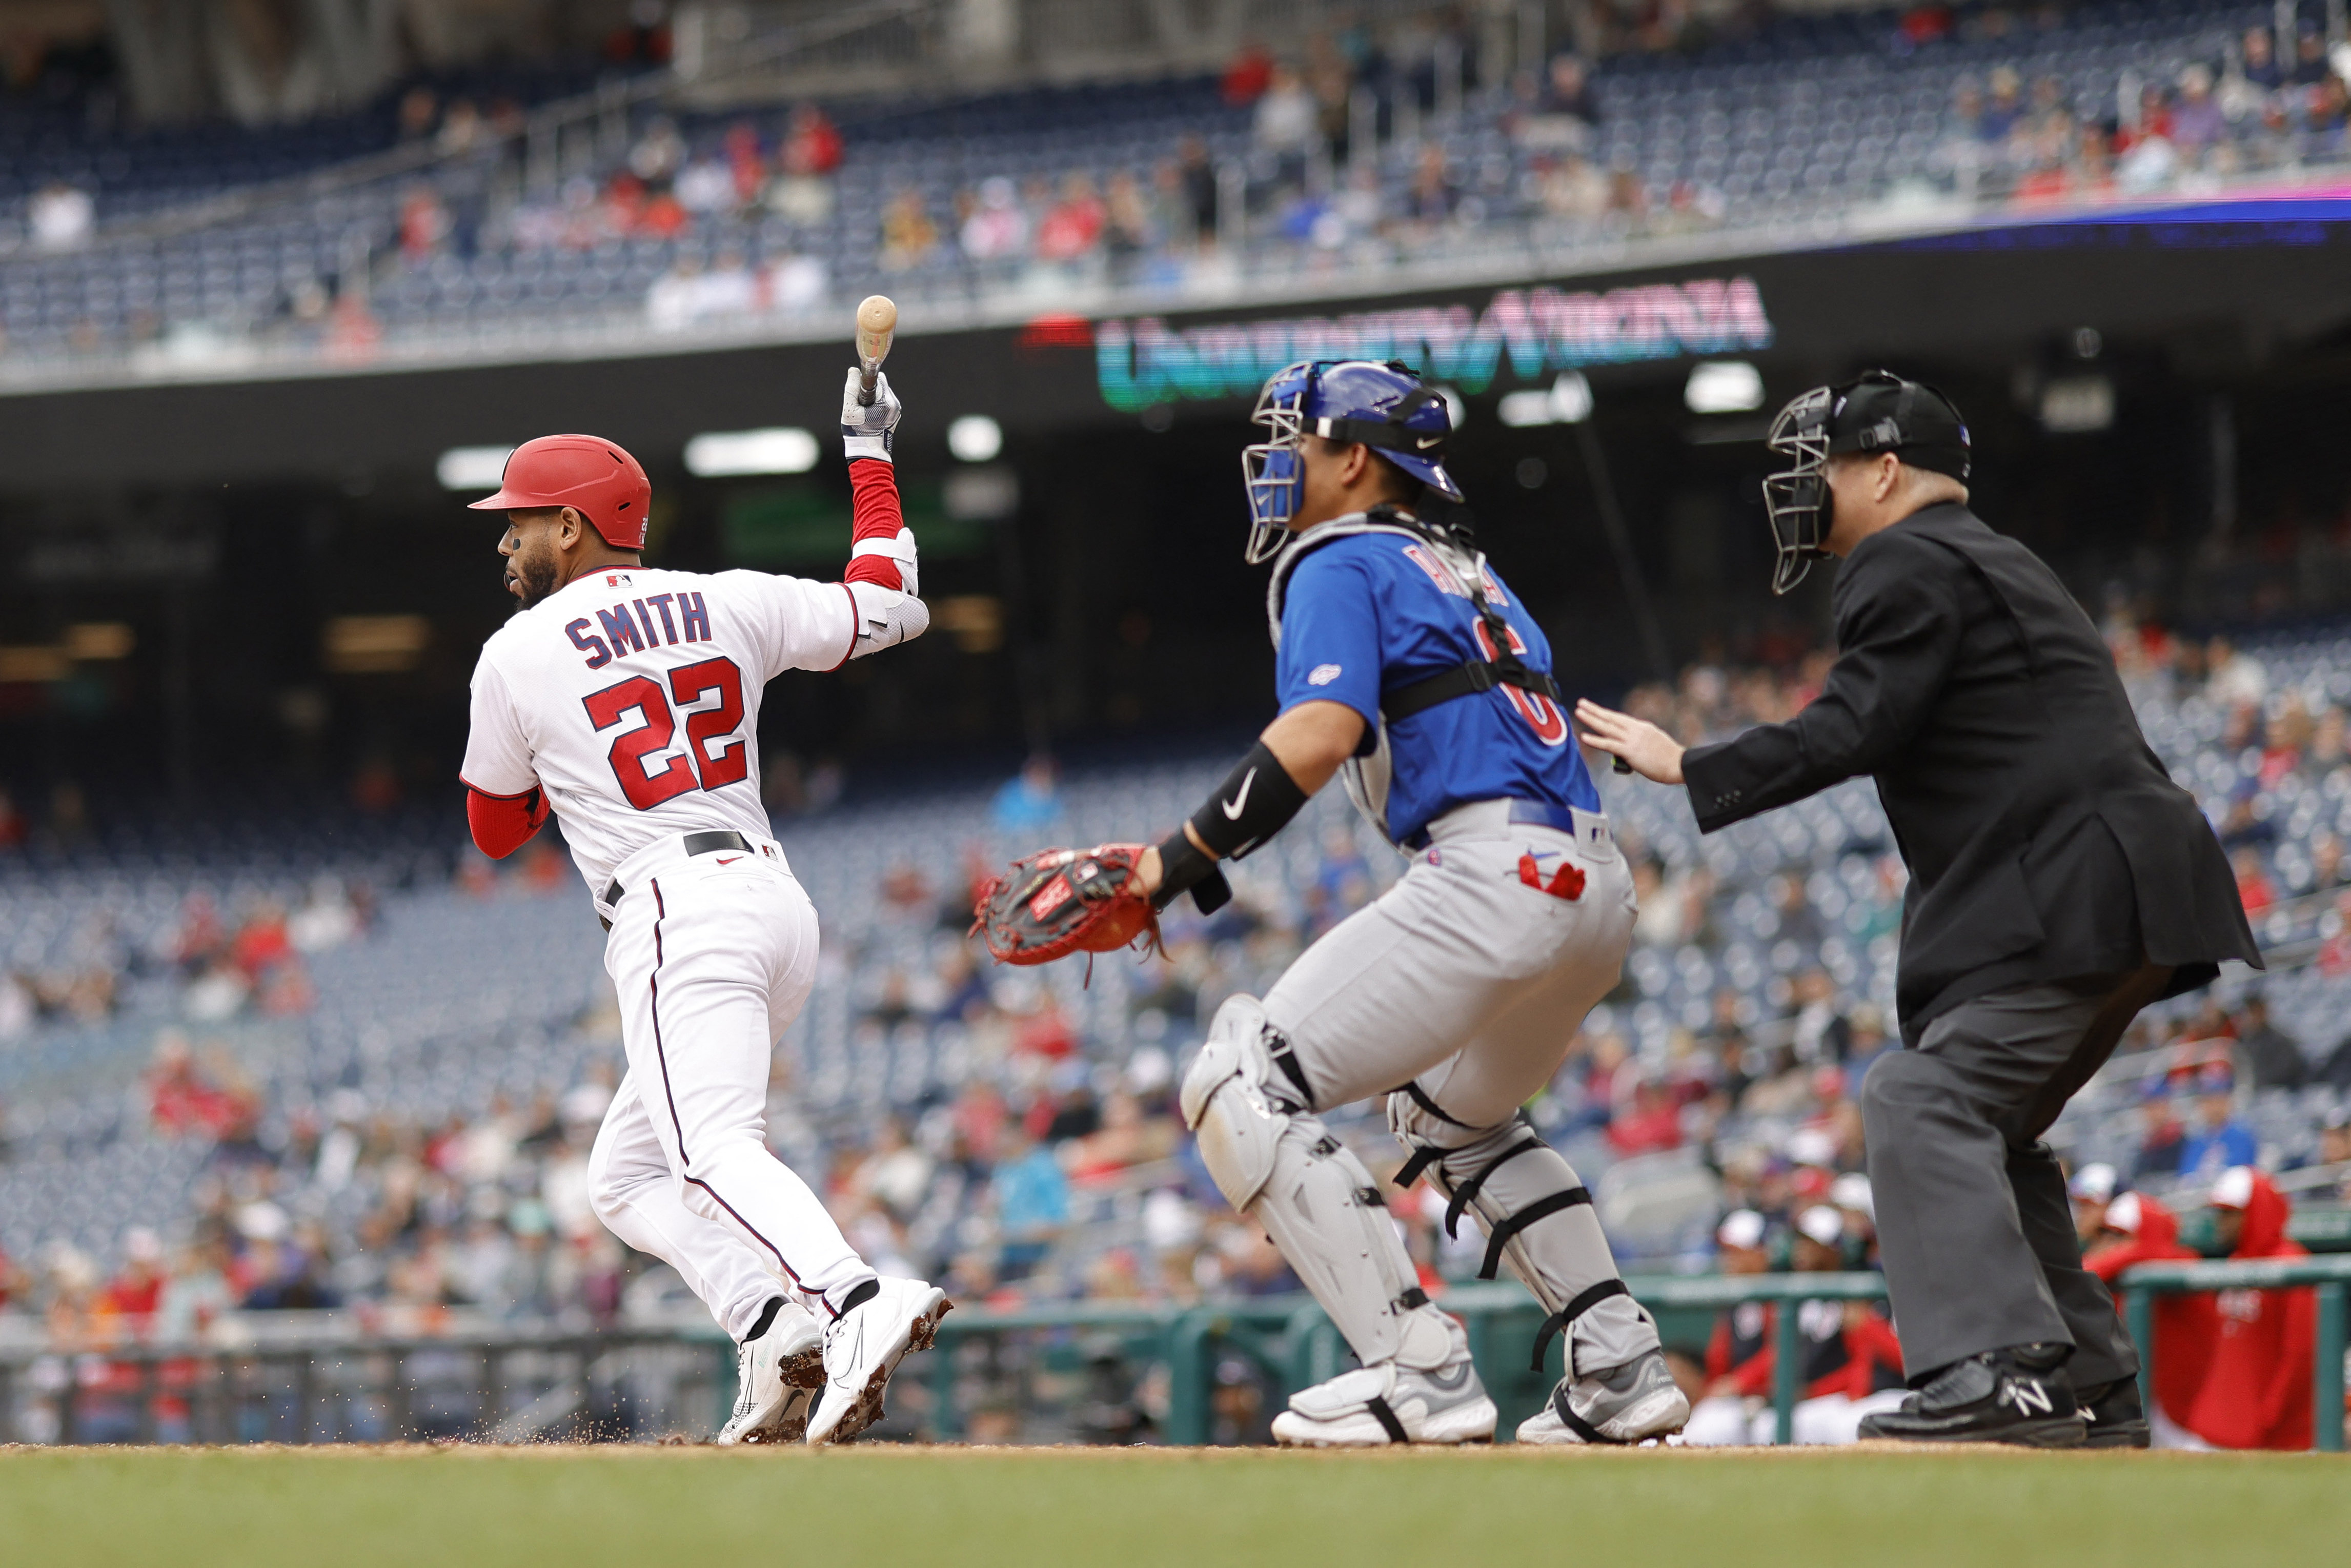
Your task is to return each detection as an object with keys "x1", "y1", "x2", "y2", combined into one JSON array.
[{"x1": 1825, "y1": 371, "x2": 1971, "y2": 481}]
